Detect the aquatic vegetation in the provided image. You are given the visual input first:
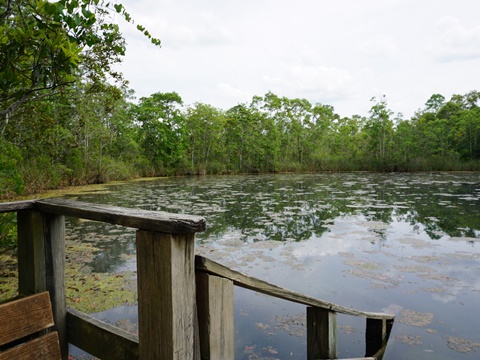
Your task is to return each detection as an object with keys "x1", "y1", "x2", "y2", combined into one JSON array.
[
  {"x1": 65, "y1": 241, "x2": 137, "y2": 313},
  {"x1": 398, "y1": 310, "x2": 434, "y2": 327},
  {"x1": 395, "y1": 335, "x2": 423, "y2": 346},
  {"x1": 394, "y1": 264, "x2": 433, "y2": 274},
  {"x1": 273, "y1": 313, "x2": 305, "y2": 337},
  {"x1": 446, "y1": 336, "x2": 480, "y2": 353},
  {"x1": 0, "y1": 252, "x2": 17, "y2": 301}
]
